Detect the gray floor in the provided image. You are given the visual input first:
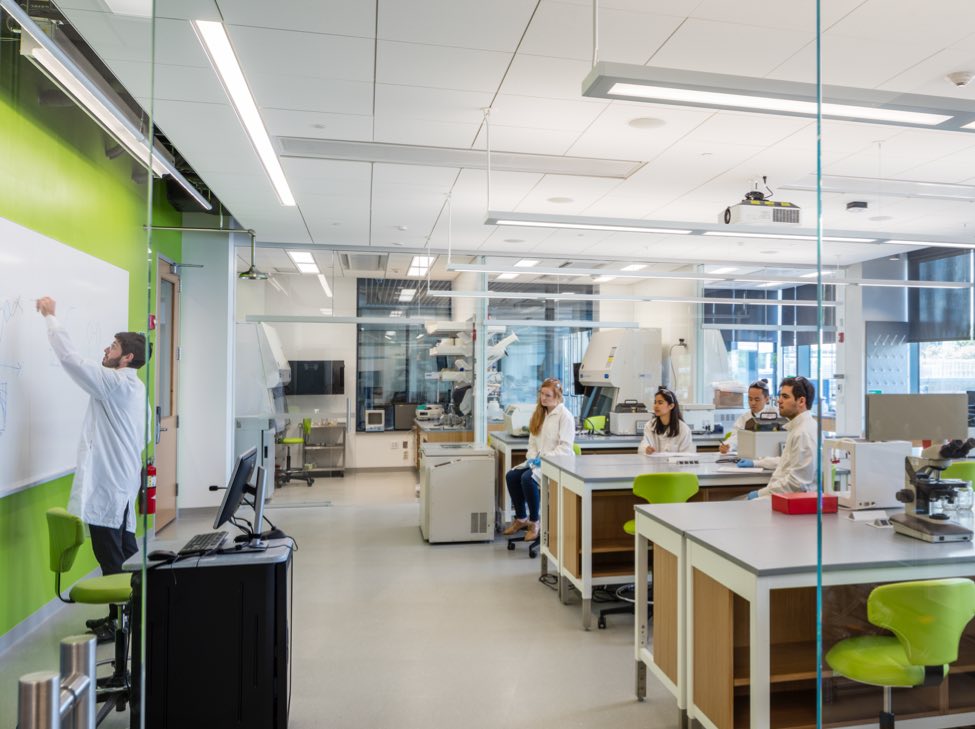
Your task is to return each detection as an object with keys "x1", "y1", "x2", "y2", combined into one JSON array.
[{"x1": 2, "y1": 470, "x2": 680, "y2": 729}]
